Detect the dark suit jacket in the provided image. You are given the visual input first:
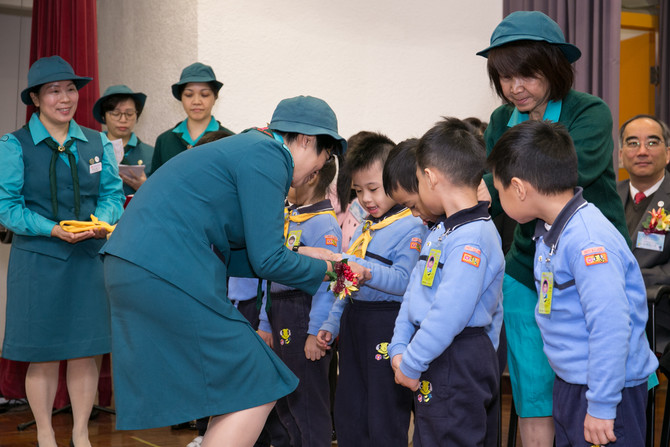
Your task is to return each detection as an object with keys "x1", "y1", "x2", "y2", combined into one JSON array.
[{"x1": 617, "y1": 176, "x2": 670, "y2": 285}]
